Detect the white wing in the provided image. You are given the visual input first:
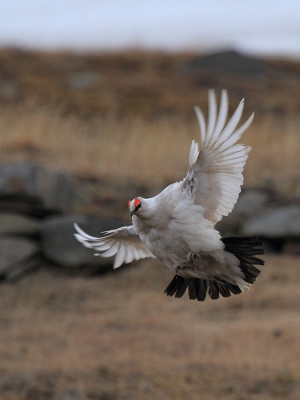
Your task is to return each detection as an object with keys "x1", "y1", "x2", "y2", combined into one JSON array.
[
  {"x1": 74, "y1": 223, "x2": 155, "y2": 269},
  {"x1": 183, "y1": 89, "x2": 253, "y2": 225}
]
